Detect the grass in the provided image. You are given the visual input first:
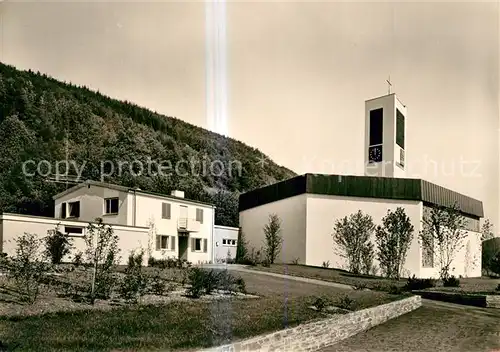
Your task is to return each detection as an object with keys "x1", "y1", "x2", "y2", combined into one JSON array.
[
  {"x1": 0, "y1": 291, "x2": 403, "y2": 351},
  {"x1": 0, "y1": 267, "x2": 405, "y2": 351},
  {"x1": 250, "y1": 264, "x2": 407, "y2": 290},
  {"x1": 250, "y1": 264, "x2": 500, "y2": 294}
]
